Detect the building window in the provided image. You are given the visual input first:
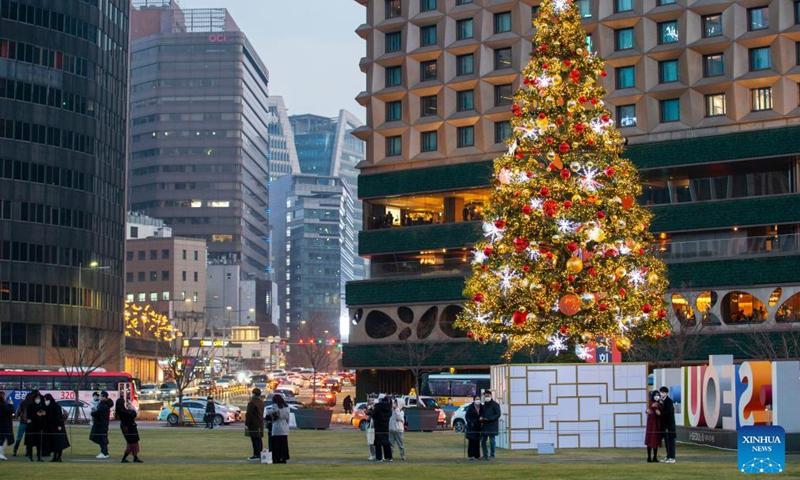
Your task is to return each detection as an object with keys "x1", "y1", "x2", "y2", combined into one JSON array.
[
  {"x1": 751, "y1": 87, "x2": 772, "y2": 111},
  {"x1": 126, "y1": 251, "x2": 133, "y2": 261},
  {"x1": 576, "y1": 0, "x2": 591, "y2": 18},
  {"x1": 126, "y1": 272, "x2": 133, "y2": 283},
  {"x1": 150, "y1": 271, "x2": 157, "y2": 281},
  {"x1": 162, "y1": 249, "x2": 170, "y2": 259},
  {"x1": 797, "y1": 42, "x2": 800, "y2": 65},
  {"x1": 149, "y1": 250, "x2": 157, "y2": 260},
  {"x1": 615, "y1": 0, "x2": 632, "y2": 13},
  {"x1": 749, "y1": 47, "x2": 771, "y2": 71},
  {"x1": 149, "y1": 292, "x2": 157, "y2": 302},
  {"x1": 182, "y1": 271, "x2": 187, "y2": 281},
  {"x1": 748, "y1": 7, "x2": 769, "y2": 31},
  {"x1": 456, "y1": 54, "x2": 474, "y2": 76},
  {"x1": 138, "y1": 272, "x2": 145, "y2": 282},
  {"x1": 494, "y1": 47, "x2": 512, "y2": 70},
  {"x1": 385, "y1": 0, "x2": 401, "y2": 19},
  {"x1": 531, "y1": 6, "x2": 540, "y2": 20},
  {"x1": 162, "y1": 270, "x2": 169, "y2": 281},
  {"x1": 193, "y1": 251, "x2": 198, "y2": 261},
  {"x1": 796, "y1": 1, "x2": 800, "y2": 24},
  {"x1": 705, "y1": 93, "x2": 726, "y2": 117},
  {"x1": 617, "y1": 105, "x2": 636, "y2": 127},
  {"x1": 494, "y1": 121, "x2": 511, "y2": 143},
  {"x1": 421, "y1": 95, "x2": 437, "y2": 116},
  {"x1": 421, "y1": 25, "x2": 437, "y2": 46},
  {"x1": 703, "y1": 53, "x2": 724, "y2": 77},
  {"x1": 420, "y1": 0, "x2": 436, "y2": 12},
  {"x1": 456, "y1": 0, "x2": 472, "y2": 4},
  {"x1": 386, "y1": 135, "x2": 402, "y2": 156},
  {"x1": 129, "y1": 226, "x2": 139, "y2": 238},
  {"x1": 126, "y1": 293, "x2": 134, "y2": 303},
  {"x1": 386, "y1": 31, "x2": 401, "y2": 53},
  {"x1": 162, "y1": 291, "x2": 170, "y2": 301},
  {"x1": 657, "y1": 0, "x2": 676, "y2": 5},
  {"x1": 194, "y1": 272, "x2": 198, "y2": 282},
  {"x1": 457, "y1": 126, "x2": 474, "y2": 148},
  {"x1": 660, "y1": 99, "x2": 680, "y2": 123},
  {"x1": 457, "y1": 90, "x2": 474, "y2": 111},
  {"x1": 494, "y1": 84, "x2": 513, "y2": 106},
  {"x1": 616, "y1": 66, "x2": 635, "y2": 89},
  {"x1": 386, "y1": 100, "x2": 402, "y2": 121},
  {"x1": 385, "y1": 66, "x2": 402, "y2": 87},
  {"x1": 181, "y1": 250, "x2": 187, "y2": 260},
  {"x1": 494, "y1": 12, "x2": 511, "y2": 33},
  {"x1": 702, "y1": 14, "x2": 722, "y2": 38},
  {"x1": 457, "y1": 18, "x2": 473, "y2": 40},
  {"x1": 658, "y1": 21, "x2": 679, "y2": 44},
  {"x1": 138, "y1": 293, "x2": 146, "y2": 302},
  {"x1": 615, "y1": 28, "x2": 634, "y2": 51},
  {"x1": 659, "y1": 60, "x2": 679, "y2": 83},
  {"x1": 421, "y1": 131, "x2": 437, "y2": 152},
  {"x1": 420, "y1": 60, "x2": 437, "y2": 81}
]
